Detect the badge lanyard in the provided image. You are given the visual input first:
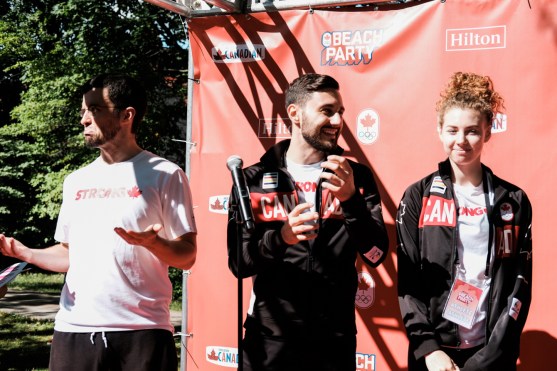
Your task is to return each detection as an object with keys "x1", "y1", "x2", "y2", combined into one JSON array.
[{"x1": 442, "y1": 172, "x2": 495, "y2": 329}]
